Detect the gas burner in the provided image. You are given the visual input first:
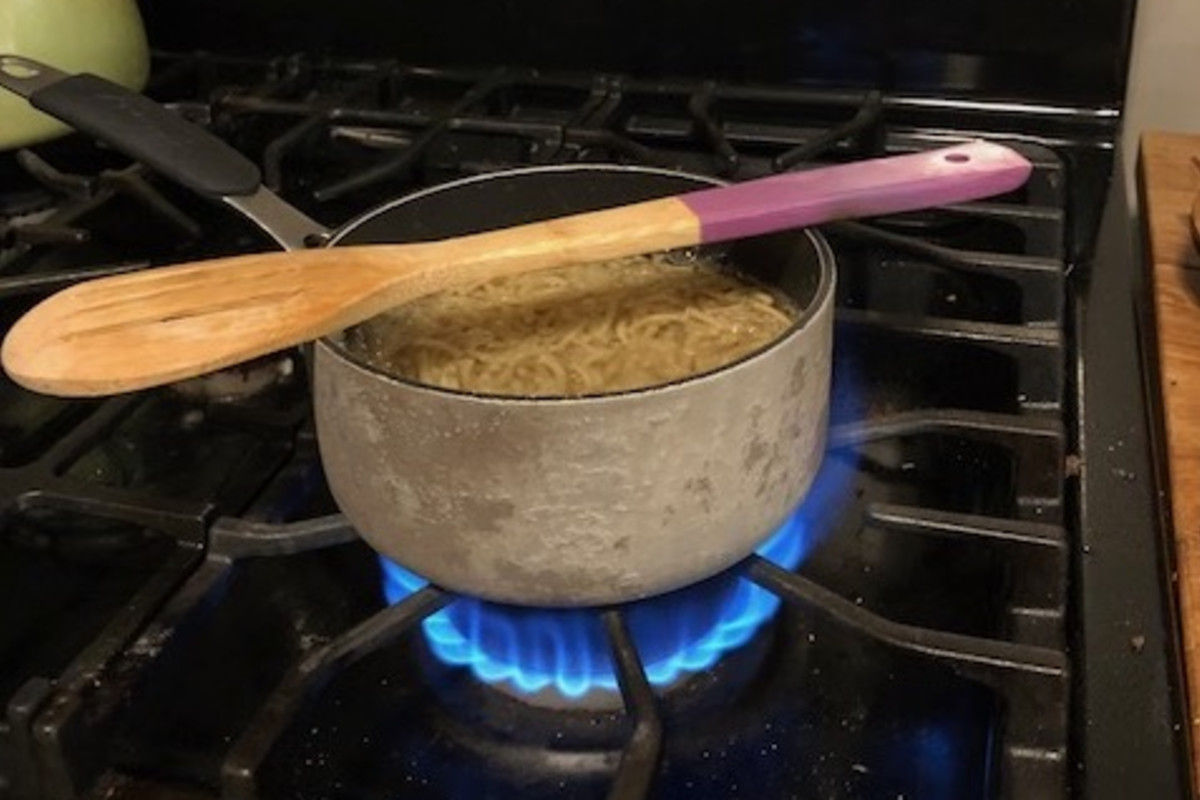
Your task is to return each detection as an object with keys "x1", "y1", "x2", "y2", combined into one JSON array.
[
  {"x1": 169, "y1": 351, "x2": 300, "y2": 403},
  {"x1": 380, "y1": 509, "x2": 811, "y2": 709},
  {"x1": 426, "y1": 580, "x2": 778, "y2": 713},
  {"x1": 436, "y1": 624, "x2": 776, "y2": 723},
  {"x1": 418, "y1": 624, "x2": 779, "y2": 764}
]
